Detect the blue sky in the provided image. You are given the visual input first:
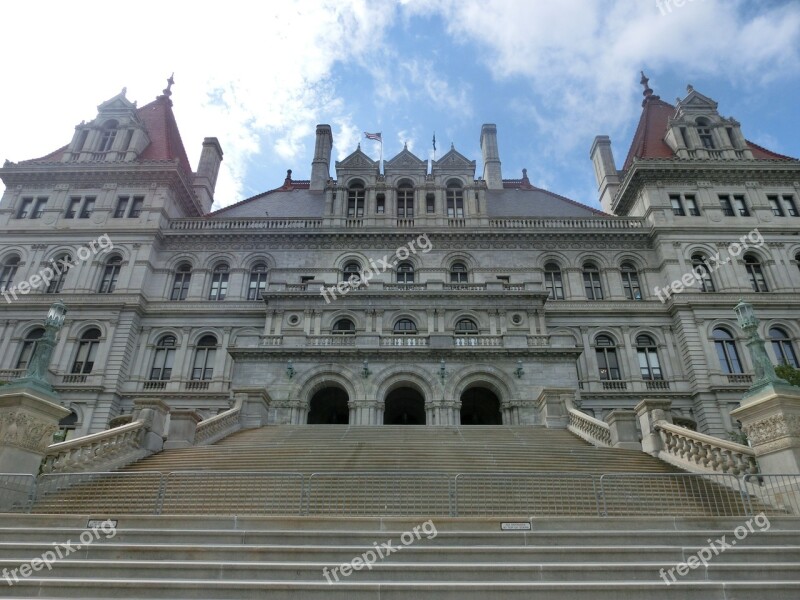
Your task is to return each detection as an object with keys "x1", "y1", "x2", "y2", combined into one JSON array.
[{"x1": 1, "y1": 0, "x2": 799, "y2": 211}]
